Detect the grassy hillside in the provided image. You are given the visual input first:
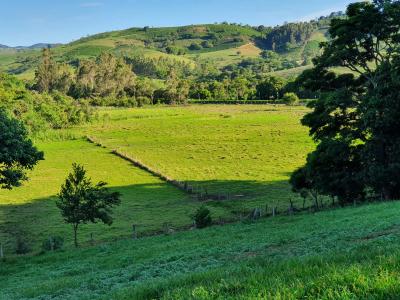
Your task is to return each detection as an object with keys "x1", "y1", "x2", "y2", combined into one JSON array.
[
  {"x1": 0, "y1": 105, "x2": 314, "y2": 254},
  {"x1": 0, "y1": 22, "x2": 328, "y2": 80},
  {"x1": 2, "y1": 201, "x2": 400, "y2": 299},
  {"x1": 0, "y1": 138, "x2": 194, "y2": 254}
]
